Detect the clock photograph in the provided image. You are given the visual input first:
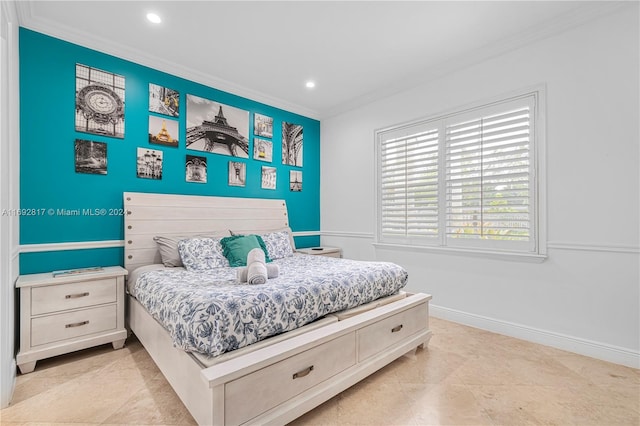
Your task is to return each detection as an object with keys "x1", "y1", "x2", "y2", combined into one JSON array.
[{"x1": 75, "y1": 64, "x2": 125, "y2": 138}]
